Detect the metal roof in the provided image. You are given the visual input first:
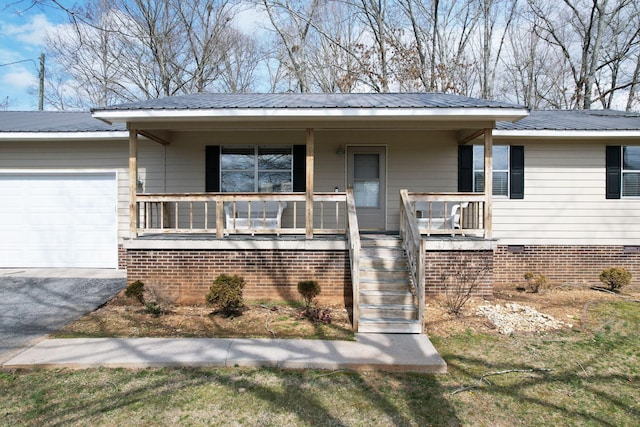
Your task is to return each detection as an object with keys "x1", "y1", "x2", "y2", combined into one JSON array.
[
  {"x1": 0, "y1": 111, "x2": 125, "y2": 133},
  {"x1": 497, "y1": 109, "x2": 640, "y2": 131},
  {"x1": 3, "y1": 105, "x2": 640, "y2": 135},
  {"x1": 92, "y1": 92, "x2": 524, "y2": 111}
]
